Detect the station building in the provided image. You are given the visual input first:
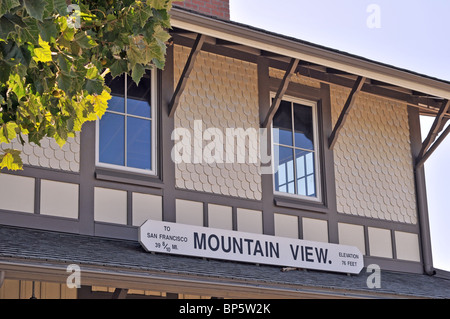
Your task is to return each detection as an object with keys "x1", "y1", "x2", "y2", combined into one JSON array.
[{"x1": 1, "y1": 0, "x2": 449, "y2": 299}]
